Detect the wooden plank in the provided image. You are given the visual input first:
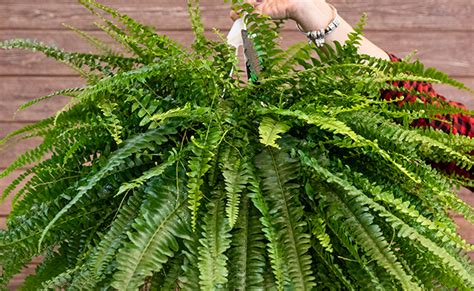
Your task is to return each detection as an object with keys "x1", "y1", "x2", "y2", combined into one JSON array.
[
  {"x1": 433, "y1": 78, "x2": 474, "y2": 110},
  {"x1": 0, "y1": 122, "x2": 43, "y2": 170},
  {"x1": 7, "y1": 262, "x2": 42, "y2": 290},
  {"x1": 454, "y1": 216, "x2": 474, "y2": 250},
  {"x1": 0, "y1": 170, "x2": 26, "y2": 216},
  {"x1": 0, "y1": 77, "x2": 81, "y2": 122},
  {"x1": 0, "y1": 30, "x2": 101, "y2": 77},
  {"x1": 8, "y1": 265, "x2": 37, "y2": 290},
  {"x1": 458, "y1": 187, "x2": 474, "y2": 208},
  {"x1": 0, "y1": 0, "x2": 472, "y2": 31},
  {"x1": 1, "y1": 30, "x2": 473, "y2": 77}
]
